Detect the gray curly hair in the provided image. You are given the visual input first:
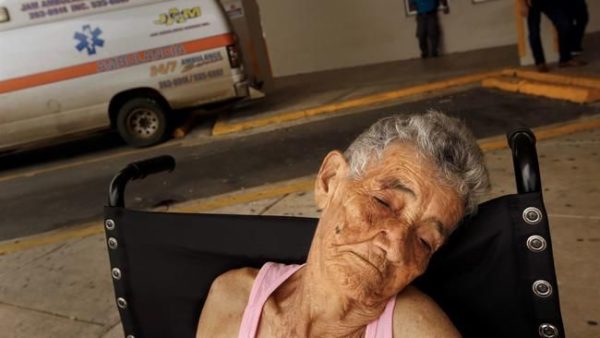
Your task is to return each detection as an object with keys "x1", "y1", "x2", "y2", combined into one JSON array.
[{"x1": 344, "y1": 111, "x2": 489, "y2": 215}]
